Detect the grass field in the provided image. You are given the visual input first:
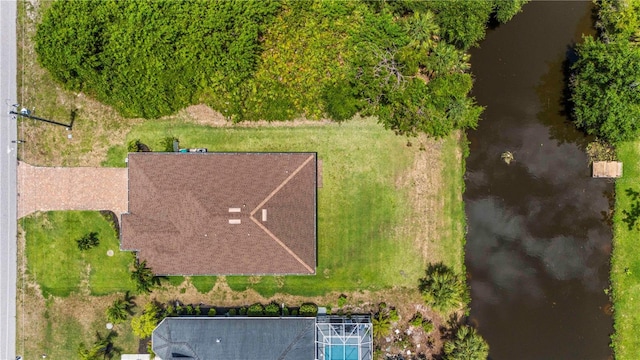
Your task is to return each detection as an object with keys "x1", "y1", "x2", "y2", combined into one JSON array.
[
  {"x1": 21, "y1": 211, "x2": 136, "y2": 297},
  {"x1": 610, "y1": 141, "x2": 640, "y2": 359},
  {"x1": 18, "y1": 211, "x2": 139, "y2": 358}
]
